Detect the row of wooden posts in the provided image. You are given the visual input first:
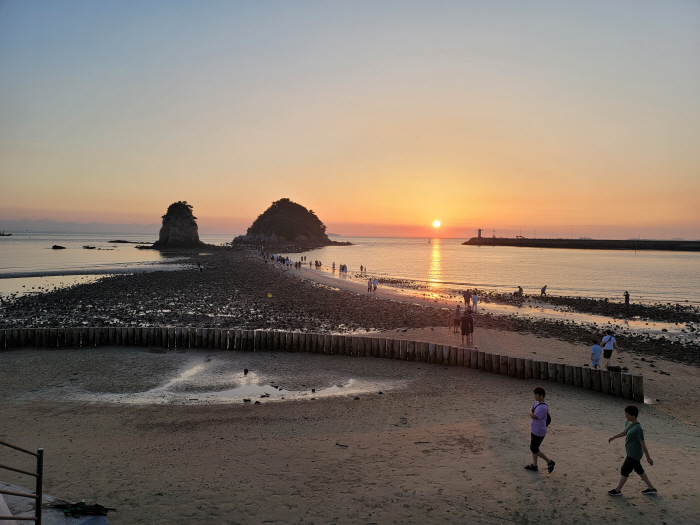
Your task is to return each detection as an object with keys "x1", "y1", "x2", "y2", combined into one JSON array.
[{"x1": 0, "y1": 326, "x2": 644, "y2": 402}]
